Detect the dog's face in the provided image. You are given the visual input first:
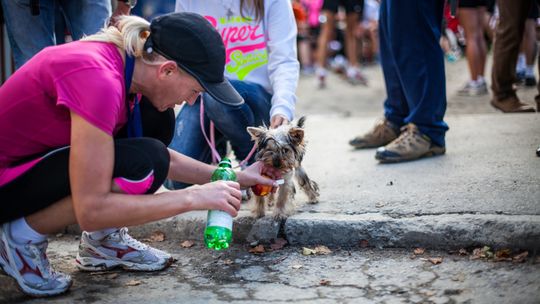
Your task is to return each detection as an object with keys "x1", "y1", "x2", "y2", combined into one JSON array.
[{"x1": 247, "y1": 117, "x2": 306, "y2": 172}]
